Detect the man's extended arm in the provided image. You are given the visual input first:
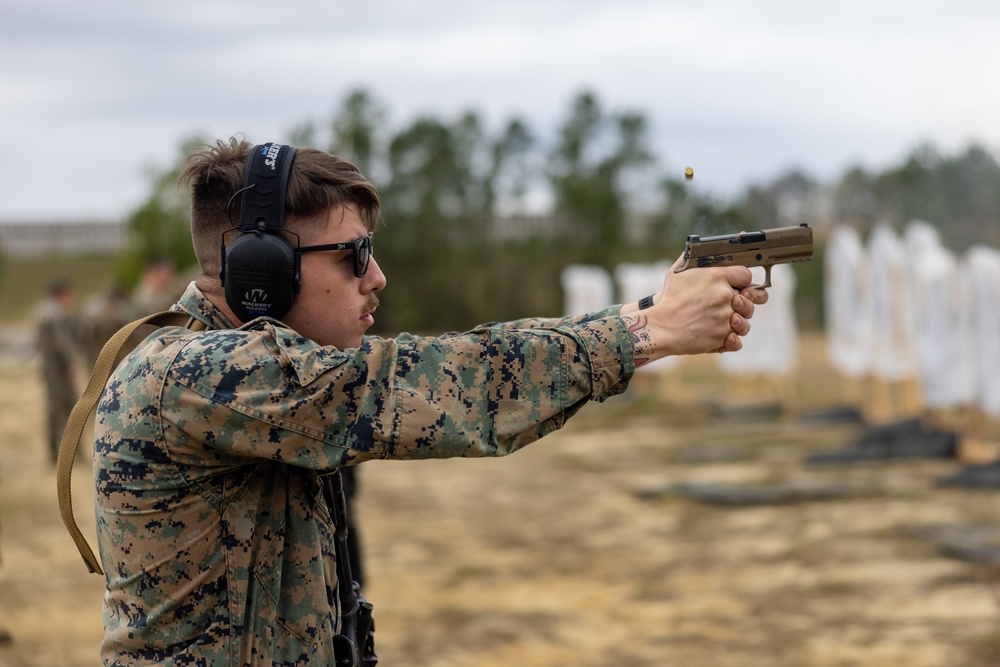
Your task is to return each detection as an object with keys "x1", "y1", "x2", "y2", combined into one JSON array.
[
  {"x1": 160, "y1": 261, "x2": 764, "y2": 470},
  {"x1": 159, "y1": 315, "x2": 635, "y2": 471}
]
